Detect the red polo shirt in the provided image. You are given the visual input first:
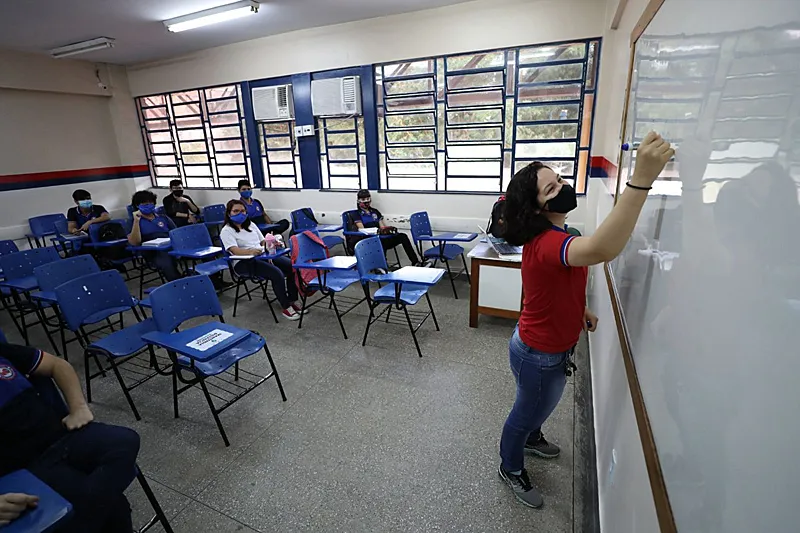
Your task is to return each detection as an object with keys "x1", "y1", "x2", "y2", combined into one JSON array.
[{"x1": 518, "y1": 226, "x2": 588, "y2": 353}]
